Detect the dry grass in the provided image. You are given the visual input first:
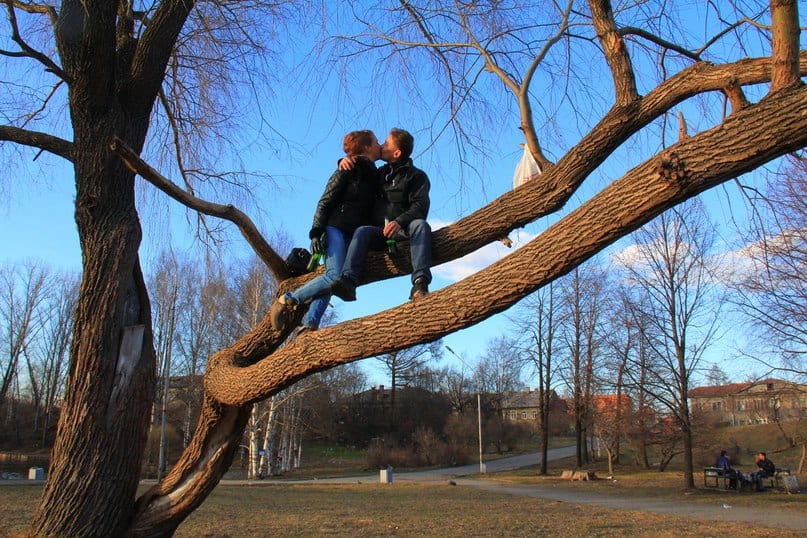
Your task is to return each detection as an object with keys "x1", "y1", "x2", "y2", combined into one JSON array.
[{"x1": 1, "y1": 480, "x2": 804, "y2": 537}]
